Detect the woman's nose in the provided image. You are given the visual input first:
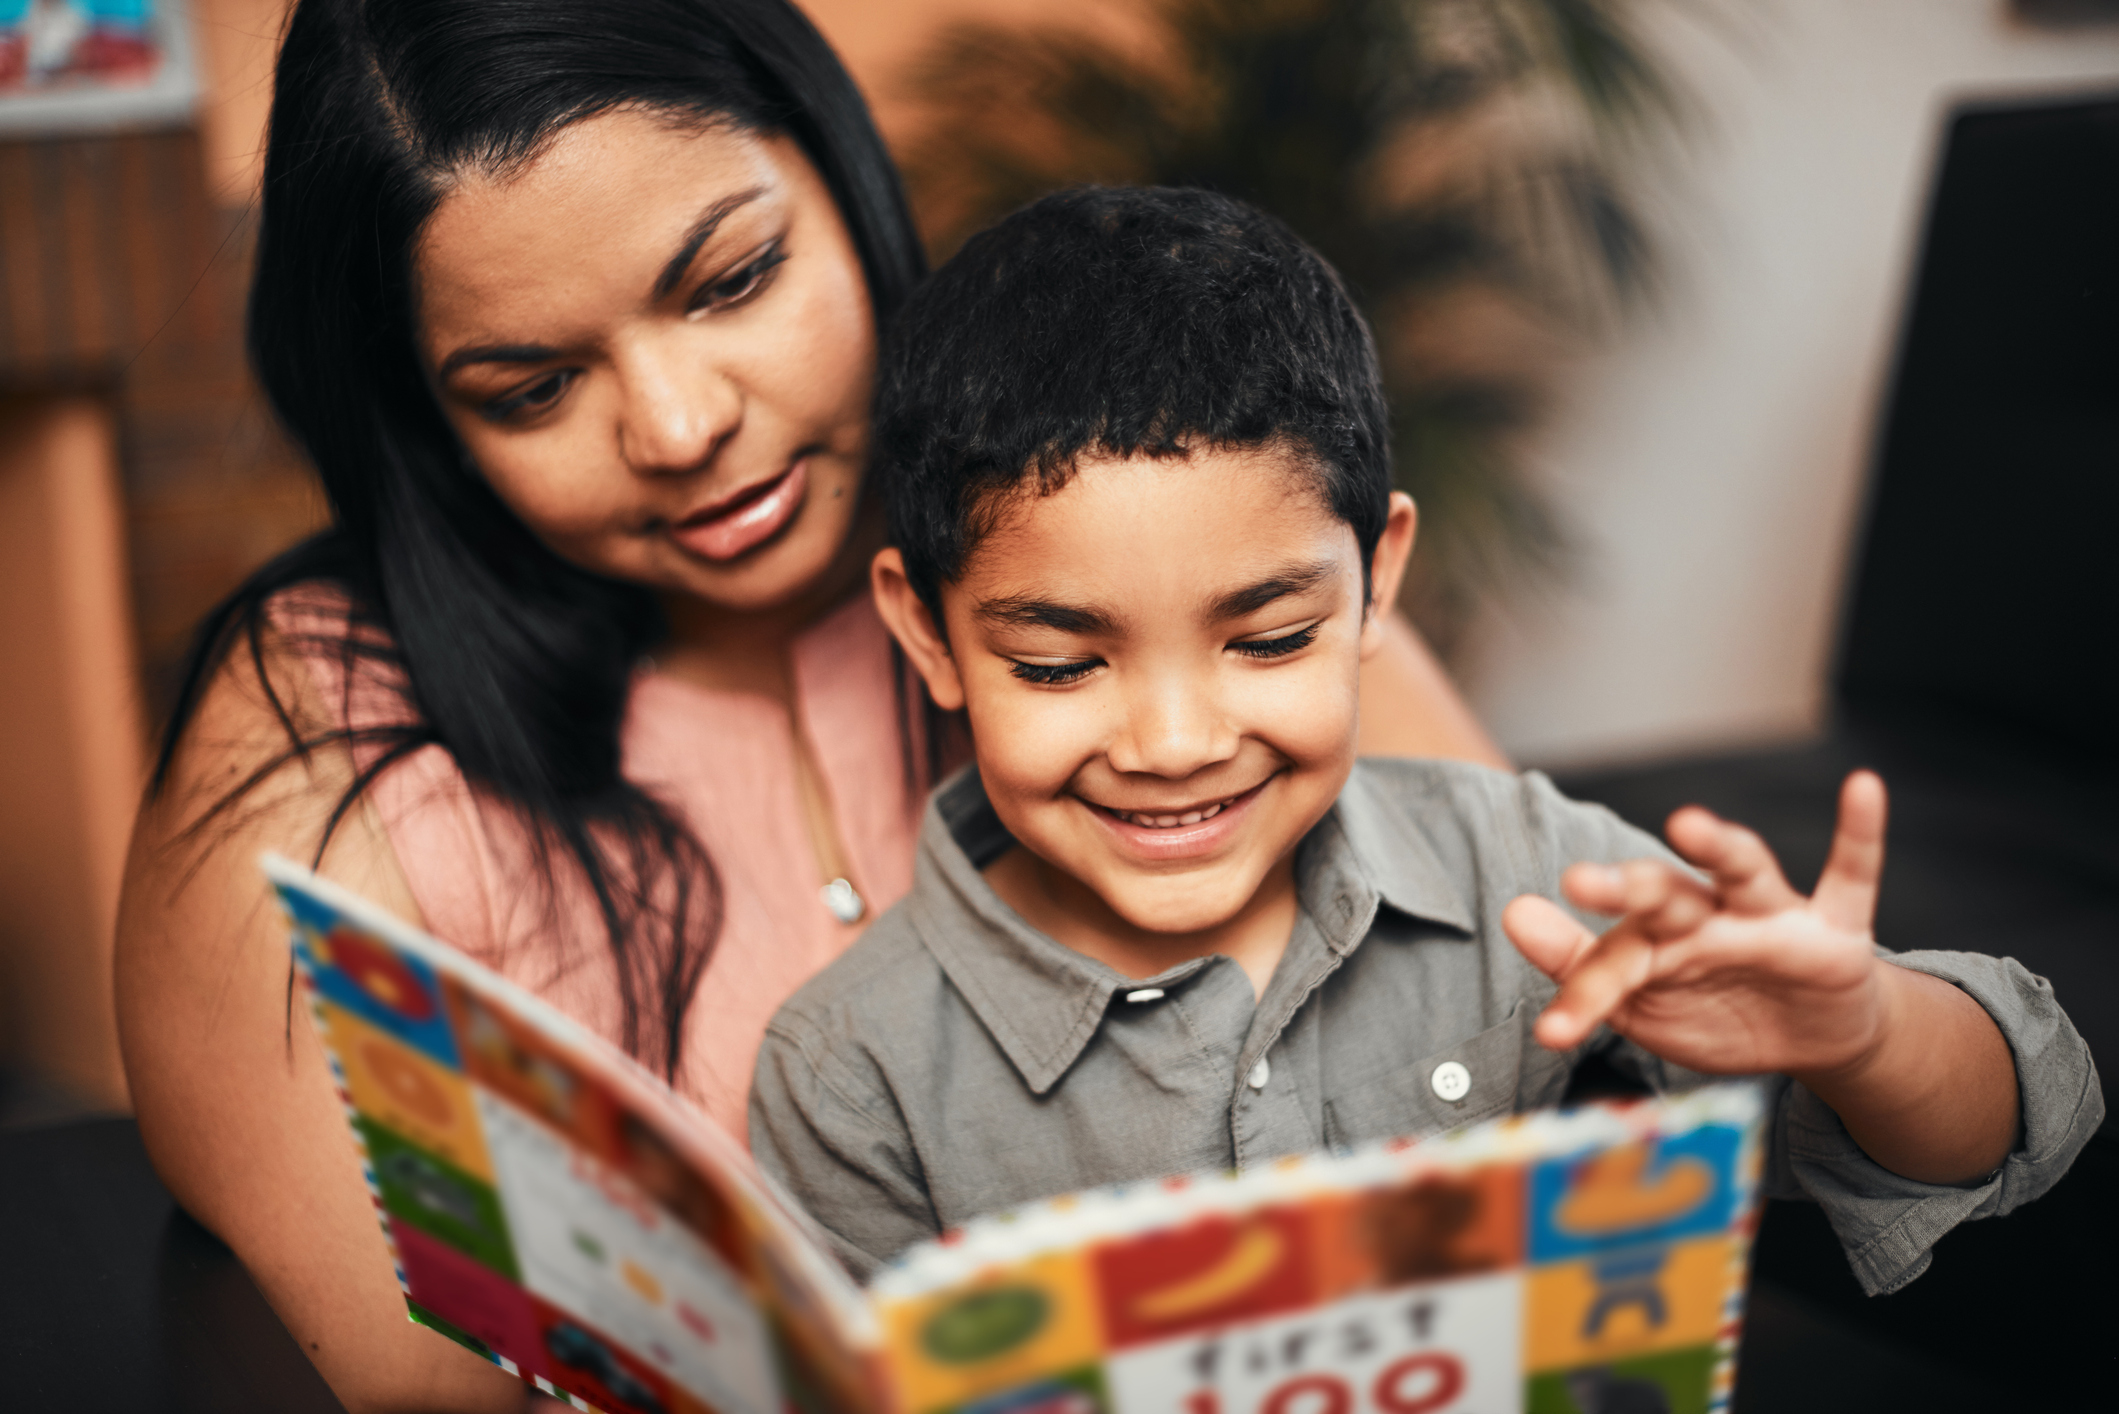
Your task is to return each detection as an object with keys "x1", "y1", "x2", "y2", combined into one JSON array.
[
  {"x1": 1106, "y1": 669, "x2": 1240, "y2": 779},
  {"x1": 614, "y1": 339, "x2": 740, "y2": 476}
]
